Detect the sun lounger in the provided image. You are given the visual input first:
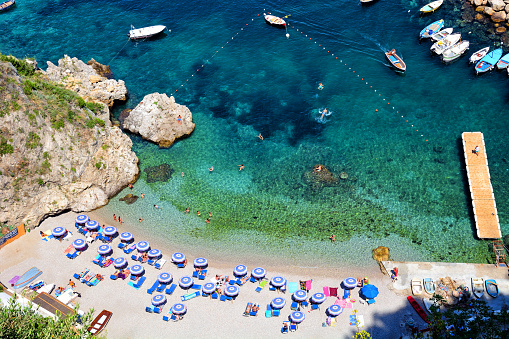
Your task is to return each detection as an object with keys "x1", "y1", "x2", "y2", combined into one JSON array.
[
  {"x1": 165, "y1": 284, "x2": 177, "y2": 295},
  {"x1": 170, "y1": 314, "x2": 178, "y2": 321},
  {"x1": 190, "y1": 284, "x2": 202, "y2": 290},
  {"x1": 147, "y1": 259, "x2": 155, "y2": 266},
  {"x1": 145, "y1": 306, "x2": 153, "y2": 313},
  {"x1": 256, "y1": 280, "x2": 267, "y2": 293},
  {"x1": 290, "y1": 323, "x2": 297, "y2": 332},
  {"x1": 323, "y1": 286, "x2": 330, "y2": 297},
  {"x1": 272, "y1": 309, "x2": 280, "y2": 317},
  {"x1": 96, "y1": 233, "x2": 104, "y2": 241},
  {"x1": 163, "y1": 311, "x2": 172, "y2": 321},
  {"x1": 64, "y1": 244, "x2": 74, "y2": 254},
  {"x1": 177, "y1": 263, "x2": 185, "y2": 268},
  {"x1": 301, "y1": 300, "x2": 309, "y2": 308},
  {"x1": 269, "y1": 285, "x2": 276, "y2": 291},
  {"x1": 134, "y1": 276, "x2": 146, "y2": 289},
  {"x1": 102, "y1": 236, "x2": 112, "y2": 243},
  {"x1": 192, "y1": 271, "x2": 199, "y2": 278},
  {"x1": 118, "y1": 242, "x2": 126, "y2": 249},
  {"x1": 127, "y1": 281, "x2": 139, "y2": 290},
  {"x1": 155, "y1": 259, "x2": 166, "y2": 270},
  {"x1": 147, "y1": 280, "x2": 159, "y2": 294},
  {"x1": 250, "y1": 308, "x2": 258, "y2": 316},
  {"x1": 220, "y1": 295, "x2": 226, "y2": 302},
  {"x1": 250, "y1": 276, "x2": 256, "y2": 283},
  {"x1": 102, "y1": 258, "x2": 113, "y2": 268},
  {"x1": 311, "y1": 303, "x2": 319, "y2": 310},
  {"x1": 282, "y1": 321, "x2": 290, "y2": 334},
  {"x1": 154, "y1": 307, "x2": 162, "y2": 314},
  {"x1": 366, "y1": 298, "x2": 375, "y2": 305},
  {"x1": 131, "y1": 254, "x2": 138, "y2": 261},
  {"x1": 265, "y1": 304, "x2": 272, "y2": 318},
  {"x1": 243, "y1": 302, "x2": 253, "y2": 316},
  {"x1": 123, "y1": 244, "x2": 136, "y2": 254},
  {"x1": 156, "y1": 284, "x2": 165, "y2": 292},
  {"x1": 211, "y1": 292, "x2": 218, "y2": 299},
  {"x1": 229, "y1": 280, "x2": 236, "y2": 285},
  {"x1": 291, "y1": 301, "x2": 298, "y2": 310},
  {"x1": 344, "y1": 289, "x2": 351, "y2": 299},
  {"x1": 181, "y1": 291, "x2": 200, "y2": 301},
  {"x1": 225, "y1": 295, "x2": 232, "y2": 301}
]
